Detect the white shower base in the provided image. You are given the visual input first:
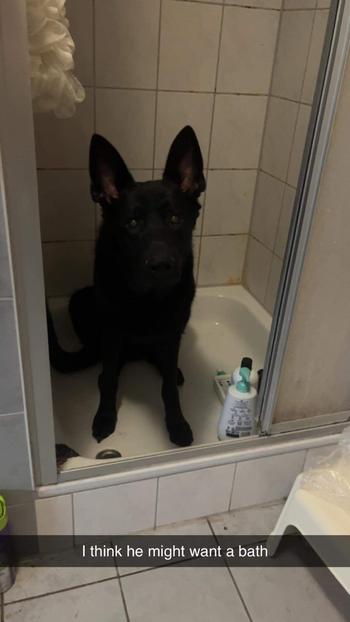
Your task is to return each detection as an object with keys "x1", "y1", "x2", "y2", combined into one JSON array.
[{"x1": 50, "y1": 285, "x2": 271, "y2": 470}]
